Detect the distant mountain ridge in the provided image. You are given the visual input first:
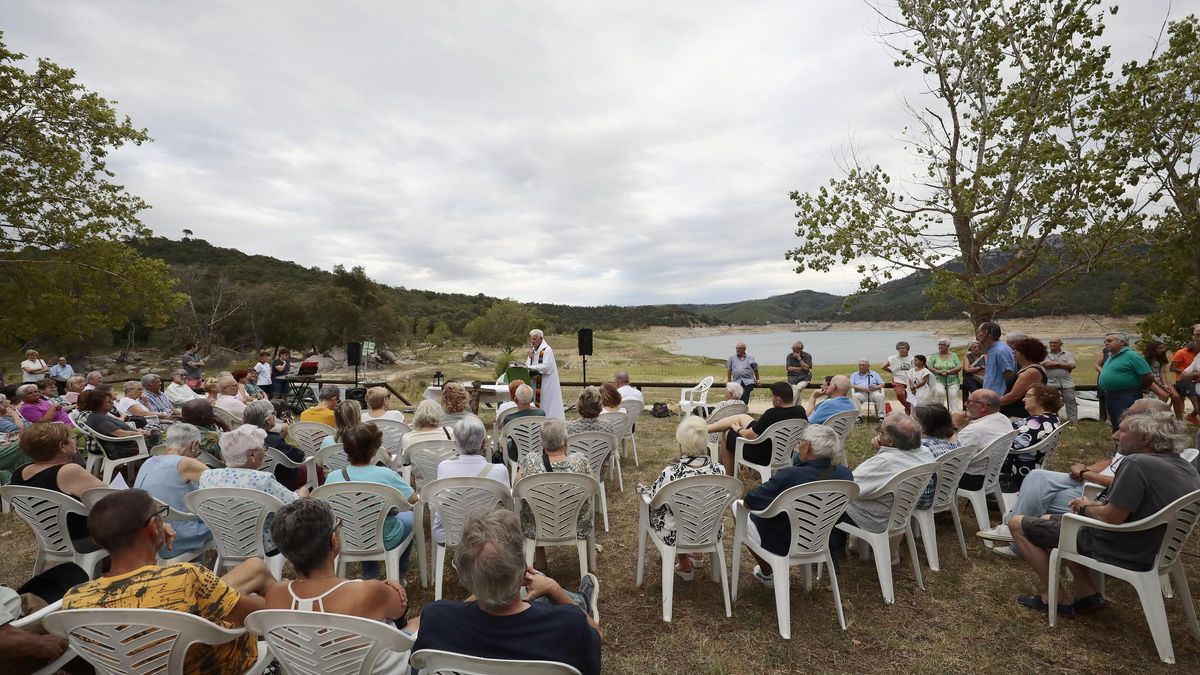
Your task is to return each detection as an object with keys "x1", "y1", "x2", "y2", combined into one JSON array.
[{"x1": 137, "y1": 237, "x2": 1153, "y2": 331}]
